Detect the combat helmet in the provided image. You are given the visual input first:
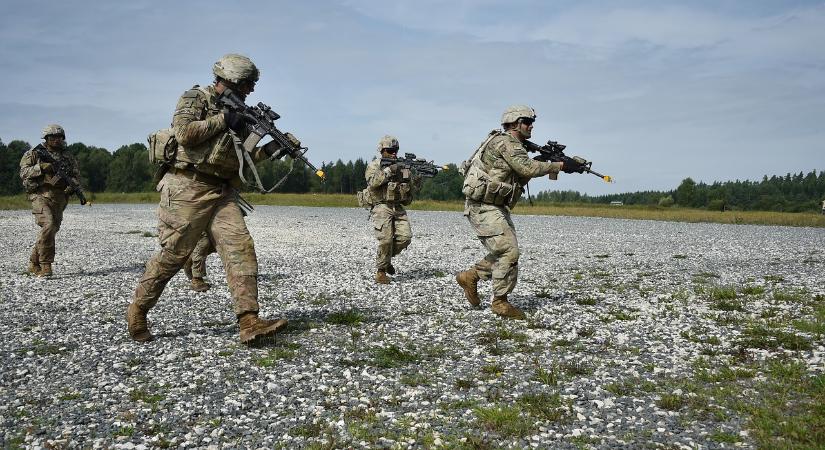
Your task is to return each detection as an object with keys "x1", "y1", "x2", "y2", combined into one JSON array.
[
  {"x1": 377, "y1": 135, "x2": 399, "y2": 153},
  {"x1": 212, "y1": 54, "x2": 260, "y2": 84},
  {"x1": 500, "y1": 105, "x2": 536, "y2": 125},
  {"x1": 41, "y1": 124, "x2": 65, "y2": 139}
]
